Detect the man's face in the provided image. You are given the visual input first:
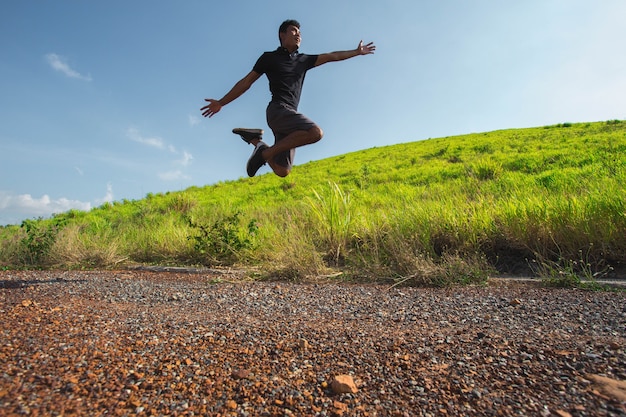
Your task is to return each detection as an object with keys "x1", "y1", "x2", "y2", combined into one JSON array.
[{"x1": 280, "y1": 25, "x2": 301, "y2": 51}]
